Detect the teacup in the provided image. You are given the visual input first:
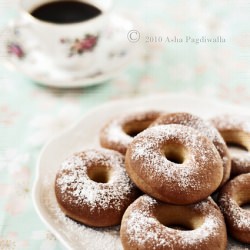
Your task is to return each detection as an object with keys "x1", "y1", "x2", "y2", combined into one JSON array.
[{"x1": 20, "y1": 0, "x2": 112, "y2": 70}]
